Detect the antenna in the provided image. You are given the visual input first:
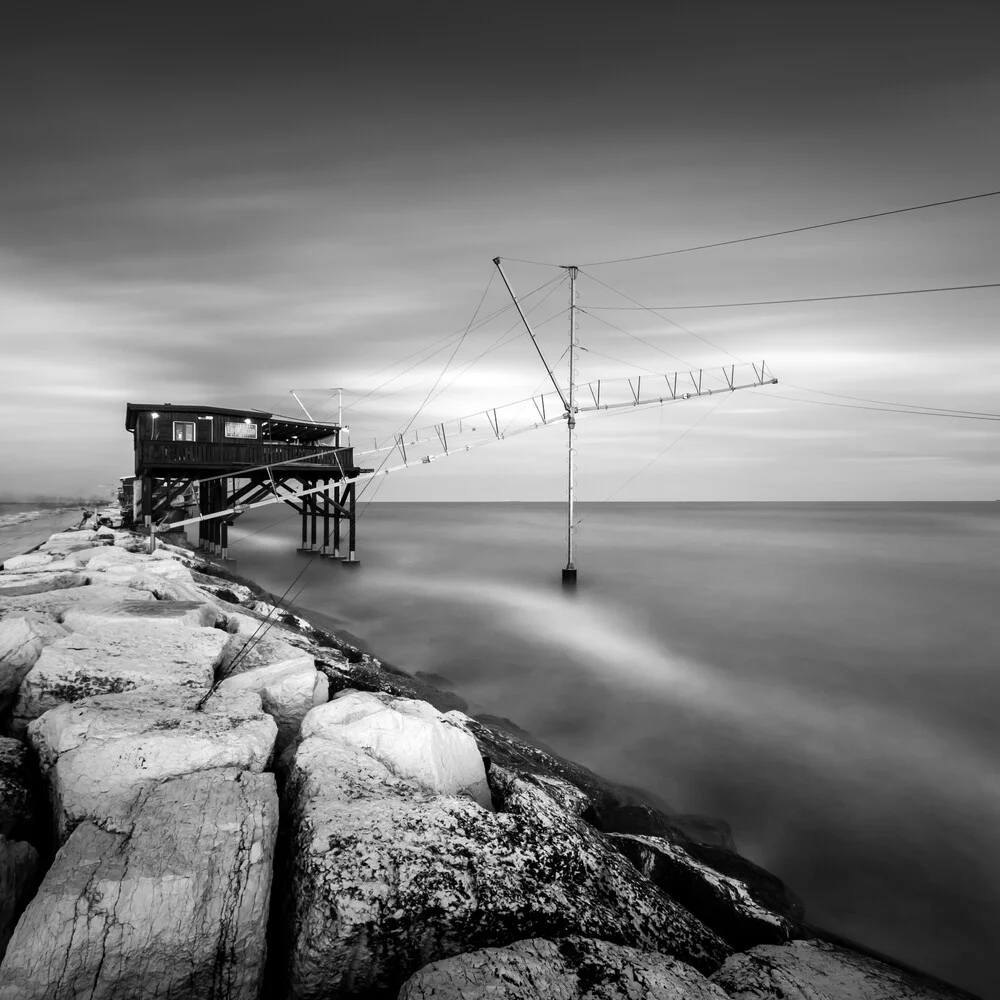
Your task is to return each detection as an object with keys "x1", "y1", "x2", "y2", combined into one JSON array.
[
  {"x1": 563, "y1": 266, "x2": 578, "y2": 585},
  {"x1": 289, "y1": 390, "x2": 315, "y2": 422}
]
